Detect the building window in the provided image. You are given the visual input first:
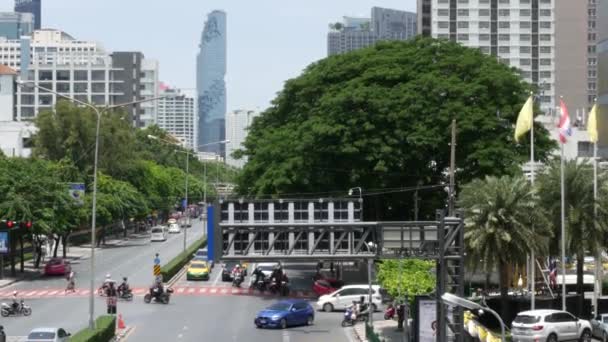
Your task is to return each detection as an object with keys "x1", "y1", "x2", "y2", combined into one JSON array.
[
  {"x1": 334, "y1": 202, "x2": 349, "y2": 222},
  {"x1": 458, "y1": 22, "x2": 469, "y2": 28},
  {"x1": 479, "y1": 34, "x2": 490, "y2": 41},
  {"x1": 499, "y1": 22, "x2": 510, "y2": 29},
  {"x1": 233, "y1": 202, "x2": 248, "y2": 223},
  {"x1": 437, "y1": 9, "x2": 449, "y2": 16},
  {"x1": 437, "y1": 34, "x2": 449, "y2": 39},
  {"x1": 499, "y1": 58, "x2": 510, "y2": 65},
  {"x1": 479, "y1": 22, "x2": 490, "y2": 29},
  {"x1": 520, "y1": 21, "x2": 531, "y2": 29},
  {"x1": 275, "y1": 202, "x2": 288, "y2": 222},
  {"x1": 540, "y1": 34, "x2": 551, "y2": 41},
  {"x1": 578, "y1": 141, "x2": 593, "y2": 157},
  {"x1": 520, "y1": 46, "x2": 531, "y2": 54},
  {"x1": 458, "y1": 0, "x2": 468, "y2": 3},
  {"x1": 540, "y1": 71, "x2": 552, "y2": 78},
  {"x1": 294, "y1": 202, "x2": 308, "y2": 222},
  {"x1": 499, "y1": 34, "x2": 510, "y2": 41},
  {"x1": 540, "y1": 58, "x2": 552, "y2": 66},
  {"x1": 498, "y1": 9, "x2": 510, "y2": 16},
  {"x1": 540, "y1": 46, "x2": 551, "y2": 53},
  {"x1": 589, "y1": 82, "x2": 597, "y2": 90},
  {"x1": 457, "y1": 9, "x2": 469, "y2": 16},
  {"x1": 458, "y1": 34, "x2": 469, "y2": 41},
  {"x1": 479, "y1": 9, "x2": 490, "y2": 16},
  {"x1": 520, "y1": 9, "x2": 531, "y2": 16},
  {"x1": 253, "y1": 202, "x2": 269, "y2": 222},
  {"x1": 520, "y1": 59, "x2": 531, "y2": 66},
  {"x1": 480, "y1": 46, "x2": 491, "y2": 54},
  {"x1": 520, "y1": 71, "x2": 531, "y2": 79},
  {"x1": 499, "y1": 46, "x2": 510, "y2": 53},
  {"x1": 520, "y1": 34, "x2": 531, "y2": 41},
  {"x1": 438, "y1": 21, "x2": 449, "y2": 29},
  {"x1": 539, "y1": 9, "x2": 552, "y2": 16},
  {"x1": 540, "y1": 22, "x2": 551, "y2": 29},
  {"x1": 314, "y1": 202, "x2": 328, "y2": 222},
  {"x1": 499, "y1": 0, "x2": 510, "y2": 3}
]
